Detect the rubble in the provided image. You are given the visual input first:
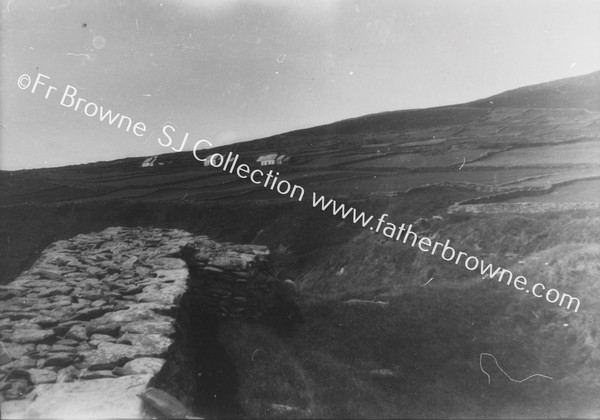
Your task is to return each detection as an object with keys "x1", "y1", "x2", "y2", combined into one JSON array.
[{"x1": 0, "y1": 226, "x2": 279, "y2": 419}]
